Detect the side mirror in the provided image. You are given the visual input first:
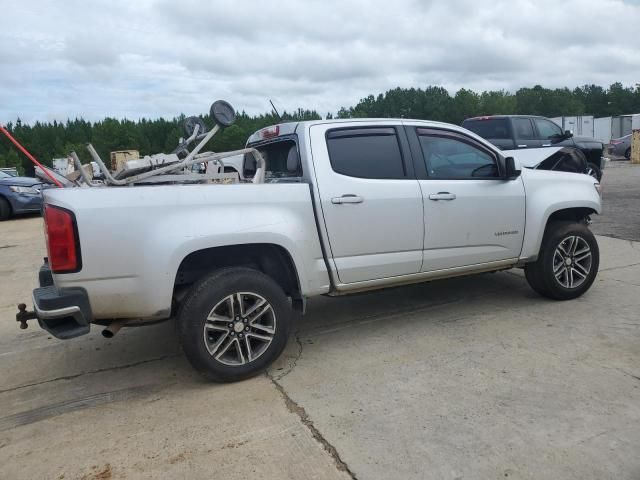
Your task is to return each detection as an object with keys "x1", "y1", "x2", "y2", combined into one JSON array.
[
  {"x1": 504, "y1": 157, "x2": 521, "y2": 179},
  {"x1": 564, "y1": 130, "x2": 573, "y2": 138}
]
